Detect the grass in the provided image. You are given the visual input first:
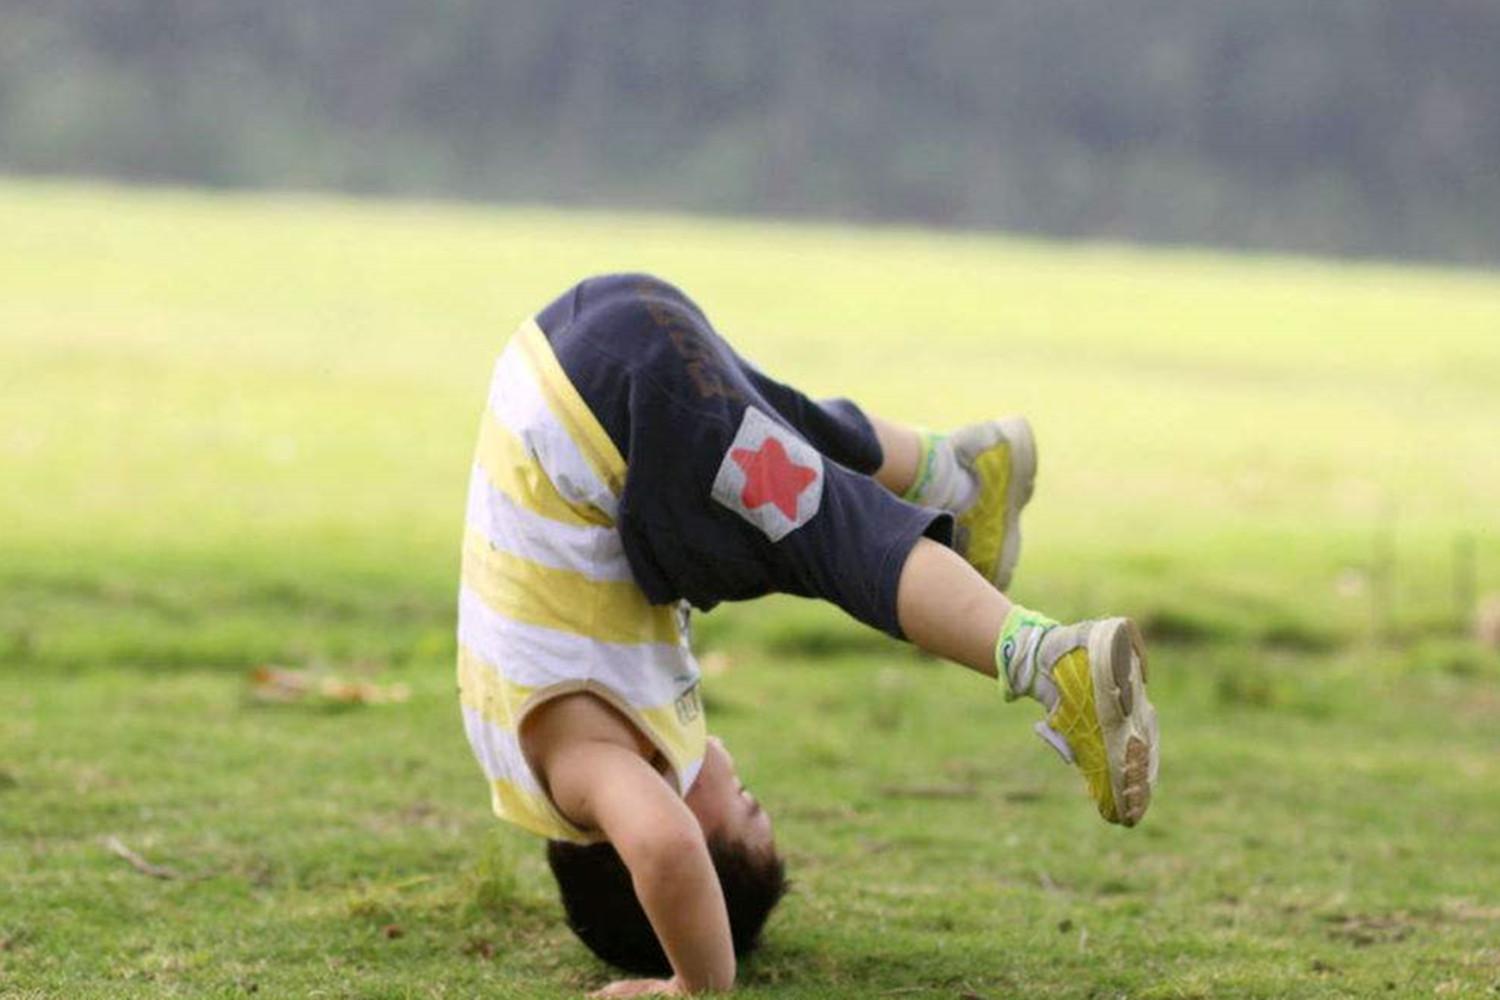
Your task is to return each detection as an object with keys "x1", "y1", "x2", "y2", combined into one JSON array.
[{"x1": 3, "y1": 177, "x2": 1500, "y2": 998}]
